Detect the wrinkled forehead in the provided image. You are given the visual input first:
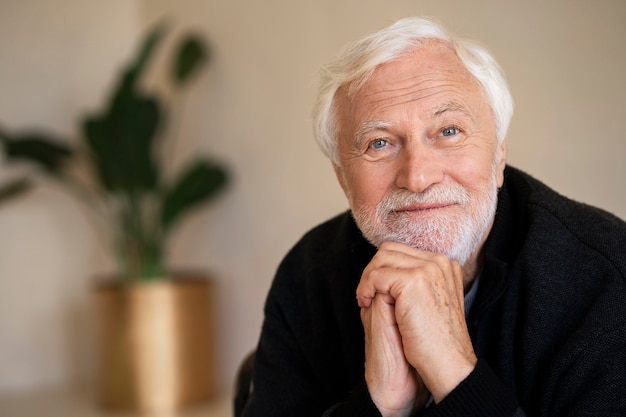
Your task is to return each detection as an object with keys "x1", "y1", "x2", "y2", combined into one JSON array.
[
  {"x1": 335, "y1": 42, "x2": 488, "y2": 123},
  {"x1": 346, "y1": 41, "x2": 476, "y2": 96}
]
